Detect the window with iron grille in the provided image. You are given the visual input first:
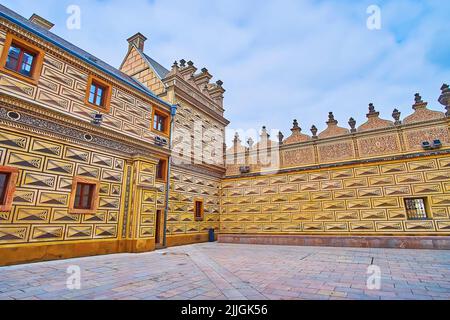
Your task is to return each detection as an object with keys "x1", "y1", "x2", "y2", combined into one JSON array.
[{"x1": 404, "y1": 198, "x2": 428, "y2": 220}]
